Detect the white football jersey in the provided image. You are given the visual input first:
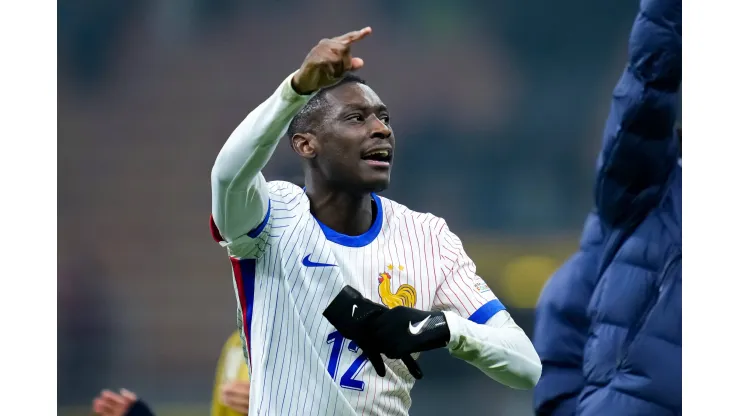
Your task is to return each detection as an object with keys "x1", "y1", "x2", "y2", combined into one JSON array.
[{"x1": 211, "y1": 180, "x2": 505, "y2": 416}]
